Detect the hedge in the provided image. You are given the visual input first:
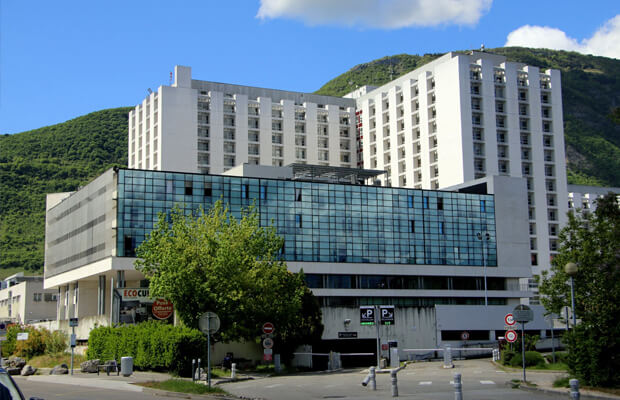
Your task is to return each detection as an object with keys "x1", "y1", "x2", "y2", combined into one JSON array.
[{"x1": 86, "y1": 321, "x2": 207, "y2": 376}]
